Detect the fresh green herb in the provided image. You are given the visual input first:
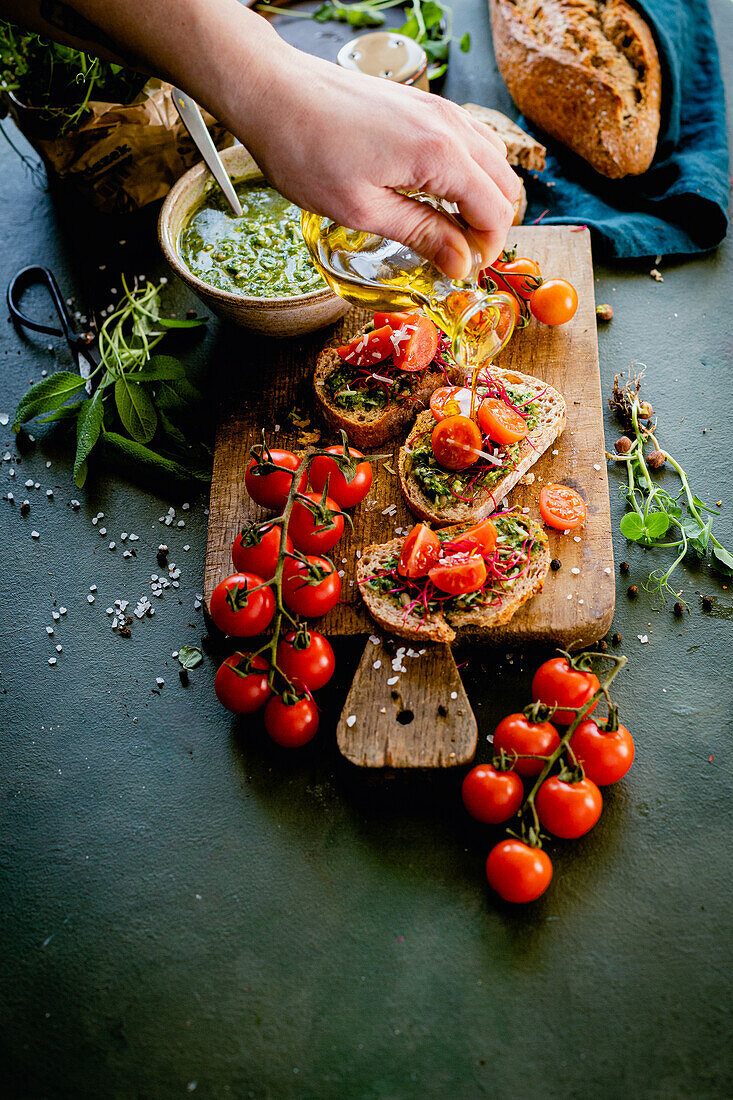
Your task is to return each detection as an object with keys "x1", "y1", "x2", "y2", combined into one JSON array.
[
  {"x1": 325, "y1": 362, "x2": 414, "y2": 413},
  {"x1": 0, "y1": 21, "x2": 145, "y2": 135},
  {"x1": 12, "y1": 278, "x2": 210, "y2": 488},
  {"x1": 177, "y1": 645, "x2": 203, "y2": 670},
  {"x1": 608, "y1": 369, "x2": 733, "y2": 608},
  {"x1": 255, "y1": 0, "x2": 468, "y2": 81}
]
